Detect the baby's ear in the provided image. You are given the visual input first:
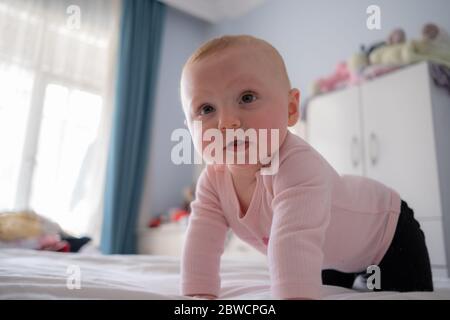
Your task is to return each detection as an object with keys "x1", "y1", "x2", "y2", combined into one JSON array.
[{"x1": 287, "y1": 88, "x2": 300, "y2": 127}]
